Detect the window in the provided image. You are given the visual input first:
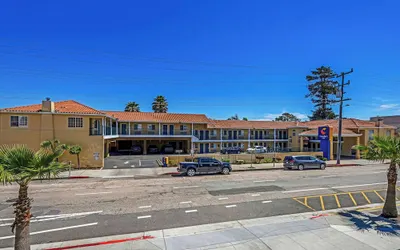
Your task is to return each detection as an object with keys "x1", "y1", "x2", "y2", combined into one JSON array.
[
  {"x1": 386, "y1": 130, "x2": 391, "y2": 137},
  {"x1": 368, "y1": 130, "x2": 374, "y2": 140},
  {"x1": 148, "y1": 124, "x2": 156, "y2": 130},
  {"x1": 194, "y1": 130, "x2": 198, "y2": 136},
  {"x1": 210, "y1": 130, "x2": 216, "y2": 136},
  {"x1": 224, "y1": 130, "x2": 227, "y2": 135},
  {"x1": 68, "y1": 117, "x2": 83, "y2": 128},
  {"x1": 180, "y1": 125, "x2": 187, "y2": 131},
  {"x1": 238, "y1": 130, "x2": 242, "y2": 136},
  {"x1": 134, "y1": 124, "x2": 142, "y2": 130},
  {"x1": 10, "y1": 116, "x2": 28, "y2": 127},
  {"x1": 212, "y1": 143, "x2": 217, "y2": 149},
  {"x1": 292, "y1": 131, "x2": 296, "y2": 136}
]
